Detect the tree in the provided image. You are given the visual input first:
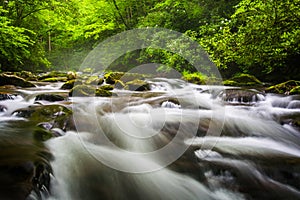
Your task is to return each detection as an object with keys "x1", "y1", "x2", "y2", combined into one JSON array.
[{"x1": 200, "y1": 0, "x2": 300, "y2": 81}]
